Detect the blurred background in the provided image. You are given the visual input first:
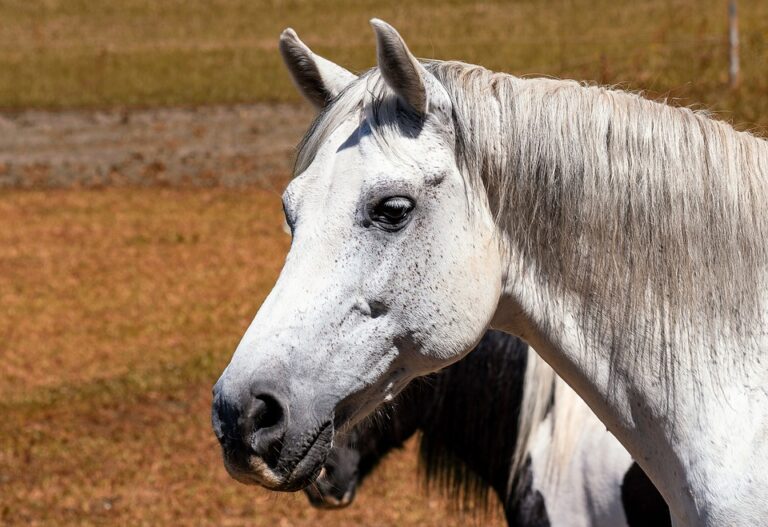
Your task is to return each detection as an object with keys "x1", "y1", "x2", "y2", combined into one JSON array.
[{"x1": 0, "y1": 1, "x2": 766, "y2": 525}]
